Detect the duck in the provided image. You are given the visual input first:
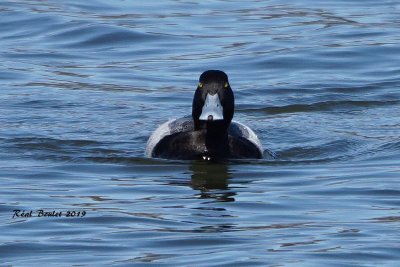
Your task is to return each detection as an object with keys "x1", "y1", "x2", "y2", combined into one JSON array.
[{"x1": 145, "y1": 70, "x2": 265, "y2": 160}]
